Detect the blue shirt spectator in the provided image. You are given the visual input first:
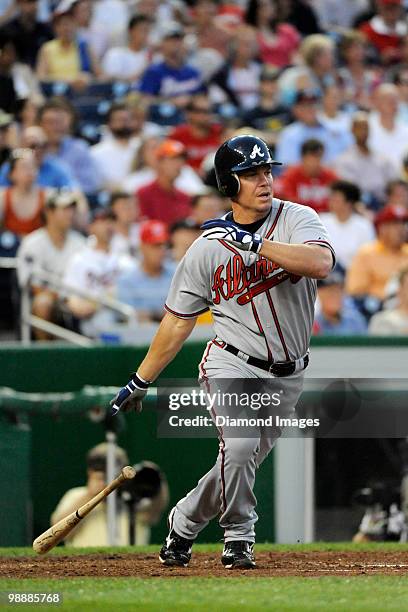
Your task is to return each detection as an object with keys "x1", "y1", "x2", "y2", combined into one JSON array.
[
  {"x1": 275, "y1": 90, "x2": 353, "y2": 165},
  {"x1": 0, "y1": 155, "x2": 76, "y2": 189},
  {"x1": 315, "y1": 270, "x2": 367, "y2": 335},
  {"x1": 138, "y1": 23, "x2": 203, "y2": 102},
  {"x1": 116, "y1": 219, "x2": 175, "y2": 322},
  {"x1": 39, "y1": 101, "x2": 102, "y2": 195}
]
